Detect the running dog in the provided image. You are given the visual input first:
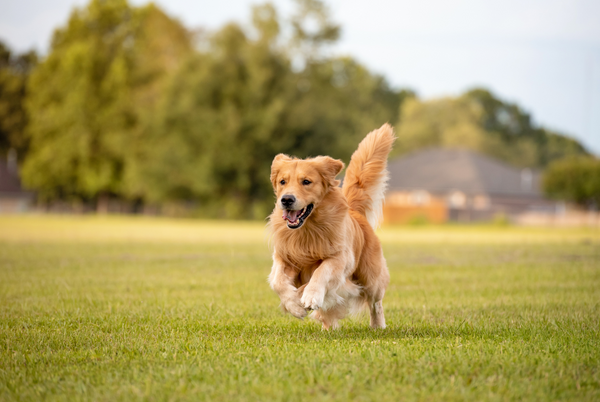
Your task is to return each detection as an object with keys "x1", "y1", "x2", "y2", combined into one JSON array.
[{"x1": 268, "y1": 124, "x2": 395, "y2": 329}]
